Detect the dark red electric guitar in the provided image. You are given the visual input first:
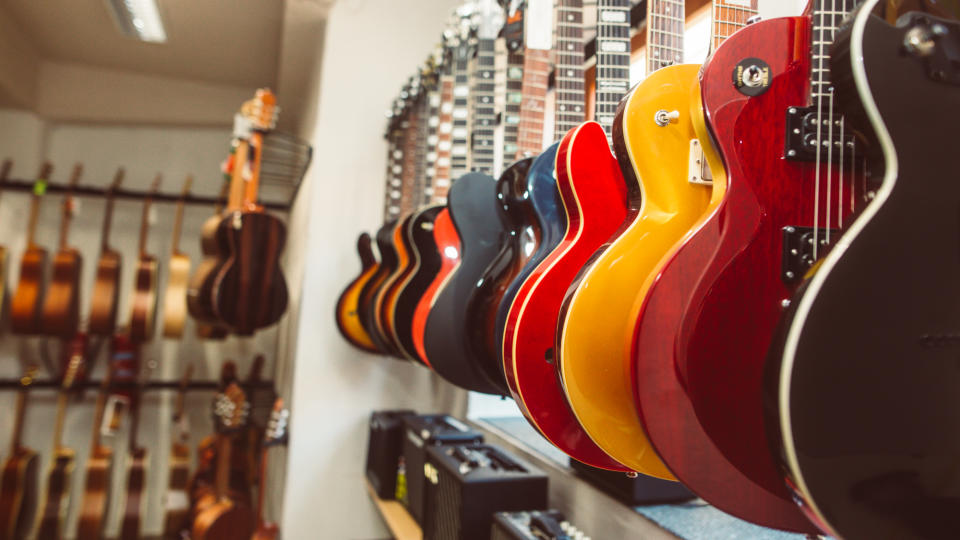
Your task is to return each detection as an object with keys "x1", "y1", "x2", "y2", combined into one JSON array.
[{"x1": 630, "y1": 0, "x2": 862, "y2": 532}]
